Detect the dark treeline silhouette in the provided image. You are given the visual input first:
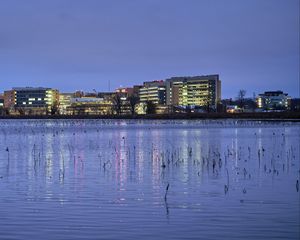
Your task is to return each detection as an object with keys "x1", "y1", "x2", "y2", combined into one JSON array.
[{"x1": 0, "y1": 111, "x2": 300, "y2": 120}]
